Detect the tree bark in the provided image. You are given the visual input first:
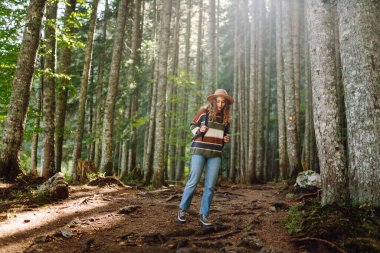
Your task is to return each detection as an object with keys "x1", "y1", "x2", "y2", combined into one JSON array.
[
  {"x1": 152, "y1": 0, "x2": 173, "y2": 187},
  {"x1": 143, "y1": 0, "x2": 158, "y2": 184},
  {"x1": 247, "y1": 0, "x2": 257, "y2": 183},
  {"x1": 242, "y1": 0, "x2": 249, "y2": 182},
  {"x1": 338, "y1": 0, "x2": 380, "y2": 207},
  {"x1": 175, "y1": 0, "x2": 192, "y2": 181},
  {"x1": 276, "y1": 0, "x2": 287, "y2": 179},
  {"x1": 207, "y1": 0, "x2": 216, "y2": 93},
  {"x1": 302, "y1": 14, "x2": 312, "y2": 172},
  {"x1": 100, "y1": 0, "x2": 129, "y2": 175},
  {"x1": 72, "y1": 0, "x2": 100, "y2": 179},
  {"x1": 168, "y1": 0, "x2": 181, "y2": 181},
  {"x1": 255, "y1": 0, "x2": 265, "y2": 181},
  {"x1": 94, "y1": 0, "x2": 109, "y2": 169},
  {"x1": 40, "y1": 0, "x2": 58, "y2": 178},
  {"x1": 307, "y1": 0, "x2": 349, "y2": 205},
  {"x1": 128, "y1": 0, "x2": 142, "y2": 178},
  {"x1": 0, "y1": 0, "x2": 47, "y2": 180},
  {"x1": 88, "y1": 67, "x2": 95, "y2": 162},
  {"x1": 55, "y1": 0, "x2": 77, "y2": 173},
  {"x1": 292, "y1": 0, "x2": 301, "y2": 143},
  {"x1": 281, "y1": 0, "x2": 300, "y2": 178},
  {"x1": 230, "y1": 0, "x2": 239, "y2": 182},
  {"x1": 195, "y1": 0, "x2": 204, "y2": 108},
  {"x1": 263, "y1": 0, "x2": 274, "y2": 181},
  {"x1": 30, "y1": 59, "x2": 43, "y2": 175}
]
